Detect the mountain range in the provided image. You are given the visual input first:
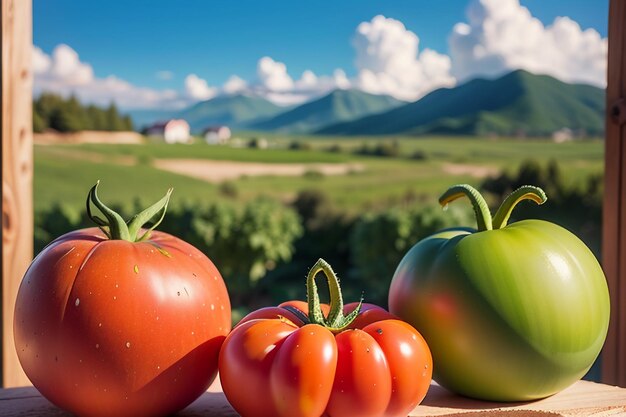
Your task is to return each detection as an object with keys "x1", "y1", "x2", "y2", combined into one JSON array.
[
  {"x1": 250, "y1": 89, "x2": 405, "y2": 133},
  {"x1": 318, "y1": 70, "x2": 605, "y2": 136},
  {"x1": 129, "y1": 70, "x2": 605, "y2": 137}
]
